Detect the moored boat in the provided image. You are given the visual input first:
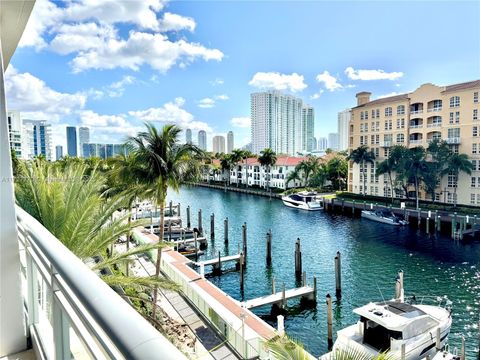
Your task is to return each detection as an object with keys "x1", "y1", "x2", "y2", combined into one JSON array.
[
  {"x1": 282, "y1": 191, "x2": 324, "y2": 211},
  {"x1": 361, "y1": 209, "x2": 408, "y2": 226}
]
